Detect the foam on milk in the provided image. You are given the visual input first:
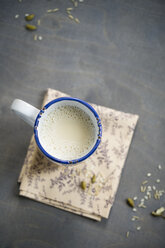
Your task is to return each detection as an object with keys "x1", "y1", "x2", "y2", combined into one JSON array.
[{"x1": 39, "y1": 105, "x2": 96, "y2": 160}]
